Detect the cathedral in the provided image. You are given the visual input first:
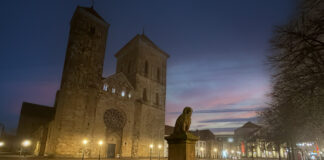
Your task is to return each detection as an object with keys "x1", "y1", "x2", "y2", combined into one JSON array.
[{"x1": 17, "y1": 6, "x2": 168, "y2": 158}]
